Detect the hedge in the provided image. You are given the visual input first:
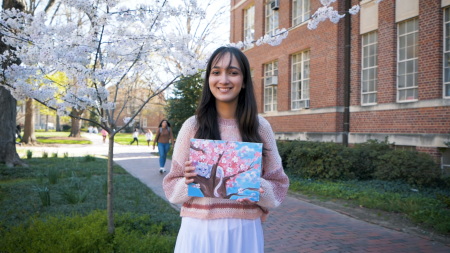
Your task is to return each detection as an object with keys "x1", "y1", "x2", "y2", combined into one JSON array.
[{"x1": 277, "y1": 139, "x2": 448, "y2": 187}]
